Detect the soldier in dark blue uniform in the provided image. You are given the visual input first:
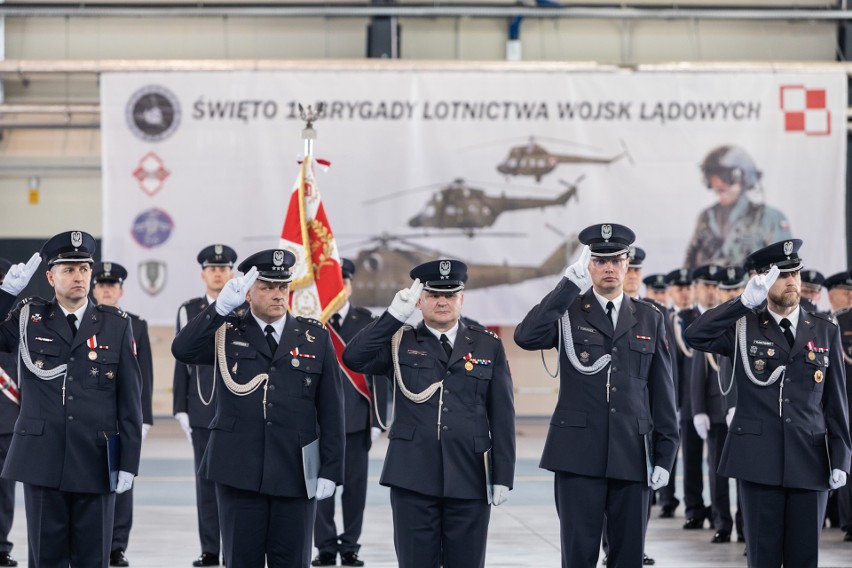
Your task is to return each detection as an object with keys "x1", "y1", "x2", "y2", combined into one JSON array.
[
  {"x1": 173, "y1": 244, "x2": 238, "y2": 567},
  {"x1": 834, "y1": 294, "x2": 852, "y2": 541},
  {"x1": 642, "y1": 274, "x2": 669, "y2": 307},
  {"x1": 90, "y1": 261, "x2": 154, "y2": 567},
  {"x1": 0, "y1": 261, "x2": 19, "y2": 567},
  {"x1": 799, "y1": 270, "x2": 826, "y2": 314},
  {"x1": 172, "y1": 249, "x2": 345, "y2": 568},
  {"x1": 312, "y1": 258, "x2": 387, "y2": 568},
  {"x1": 684, "y1": 239, "x2": 851, "y2": 568},
  {"x1": 0, "y1": 231, "x2": 143, "y2": 568},
  {"x1": 824, "y1": 271, "x2": 852, "y2": 315},
  {"x1": 343, "y1": 260, "x2": 516, "y2": 568},
  {"x1": 623, "y1": 246, "x2": 646, "y2": 300},
  {"x1": 691, "y1": 266, "x2": 746, "y2": 544},
  {"x1": 515, "y1": 224, "x2": 679, "y2": 568}
]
